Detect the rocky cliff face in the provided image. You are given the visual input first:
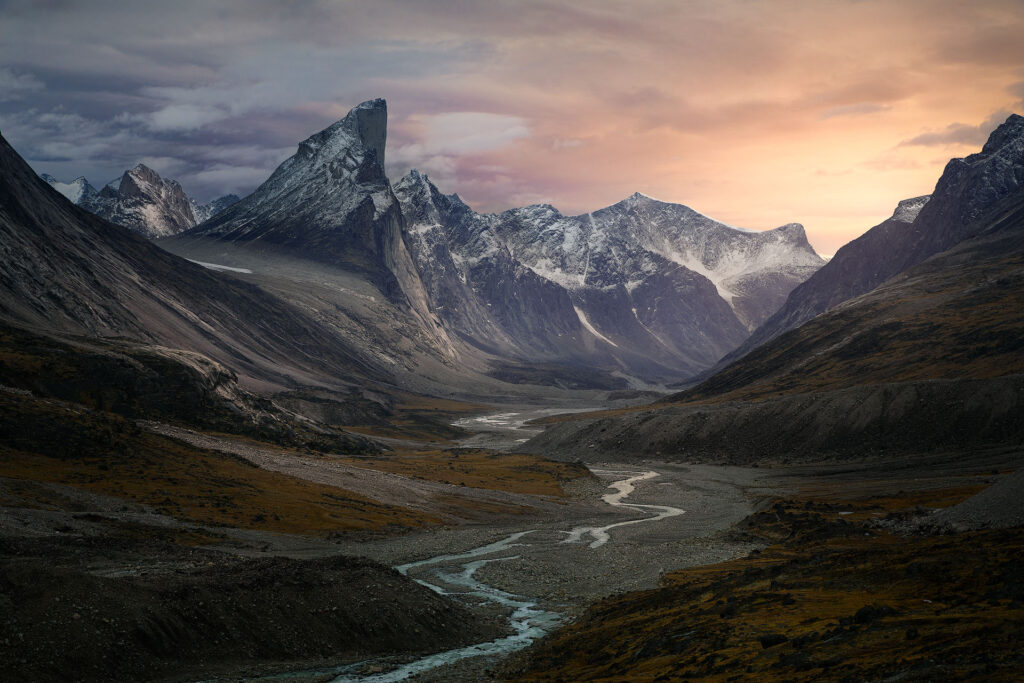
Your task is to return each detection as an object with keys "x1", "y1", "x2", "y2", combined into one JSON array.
[
  {"x1": 724, "y1": 113, "x2": 1024, "y2": 366},
  {"x1": 192, "y1": 99, "x2": 395, "y2": 269},
  {"x1": 397, "y1": 174, "x2": 823, "y2": 381}
]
